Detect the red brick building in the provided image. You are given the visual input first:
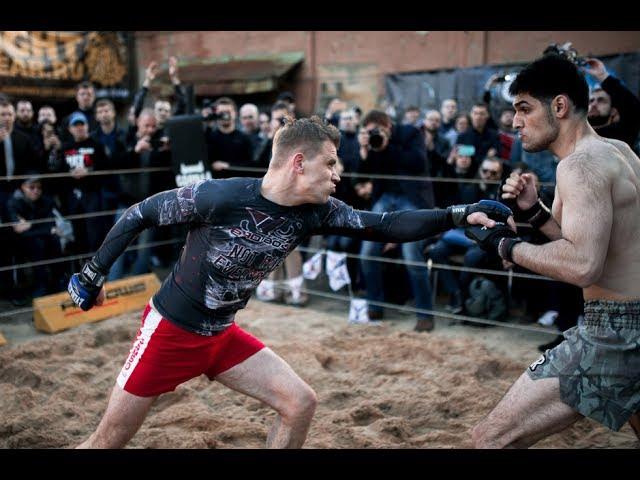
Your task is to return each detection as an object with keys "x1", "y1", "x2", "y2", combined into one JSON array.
[{"x1": 135, "y1": 31, "x2": 640, "y2": 115}]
